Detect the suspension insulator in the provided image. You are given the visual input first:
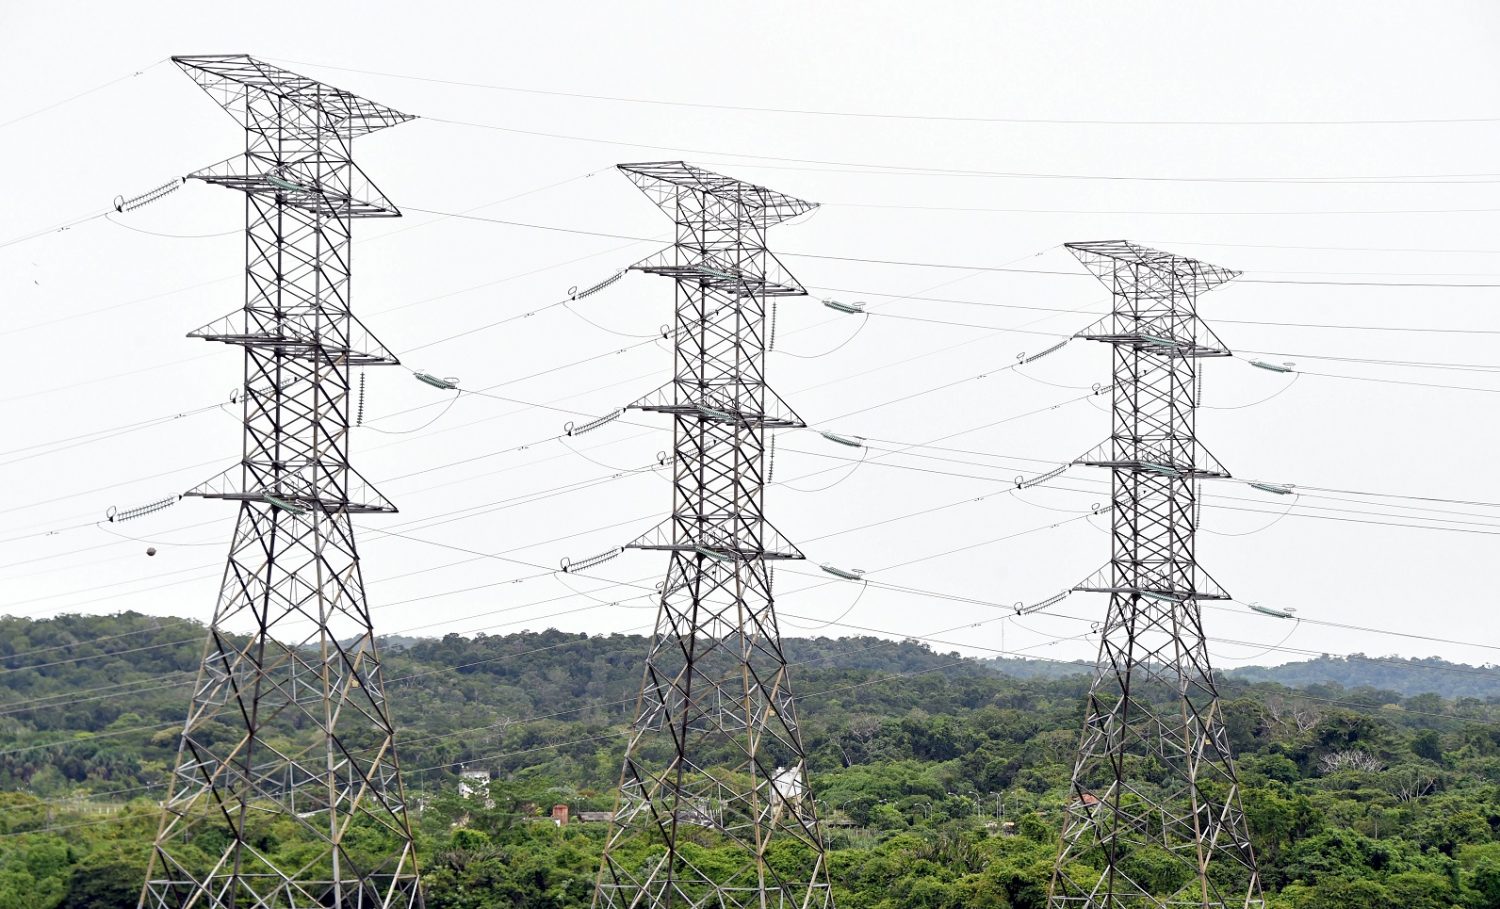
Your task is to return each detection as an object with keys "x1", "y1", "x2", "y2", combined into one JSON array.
[
  {"x1": 819, "y1": 563, "x2": 865, "y2": 581},
  {"x1": 1015, "y1": 591, "x2": 1068, "y2": 615},
  {"x1": 1248, "y1": 481, "x2": 1294, "y2": 495},
  {"x1": 414, "y1": 372, "x2": 459, "y2": 390},
  {"x1": 113, "y1": 178, "x2": 185, "y2": 213},
  {"x1": 263, "y1": 495, "x2": 308, "y2": 515},
  {"x1": 560, "y1": 547, "x2": 624, "y2": 573},
  {"x1": 1019, "y1": 340, "x2": 1068, "y2": 364},
  {"x1": 694, "y1": 403, "x2": 735, "y2": 422},
  {"x1": 819, "y1": 431, "x2": 863, "y2": 448},
  {"x1": 106, "y1": 495, "x2": 182, "y2": 523},
  {"x1": 1247, "y1": 602, "x2": 1298, "y2": 619},
  {"x1": 565, "y1": 409, "x2": 623, "y2": 437},
  {"x1": 1016, "y1": 464, "x2": 1068, "y2": 489},
  {"x1": 572, "y1": 270, "x2": 626, "y2": 300}
]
